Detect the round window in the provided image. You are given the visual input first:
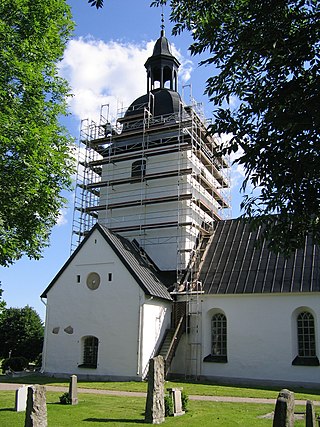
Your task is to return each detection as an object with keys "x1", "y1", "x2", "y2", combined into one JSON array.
[{"x1": 86, "y1": 272, "x2": 101, "y2": 290}]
